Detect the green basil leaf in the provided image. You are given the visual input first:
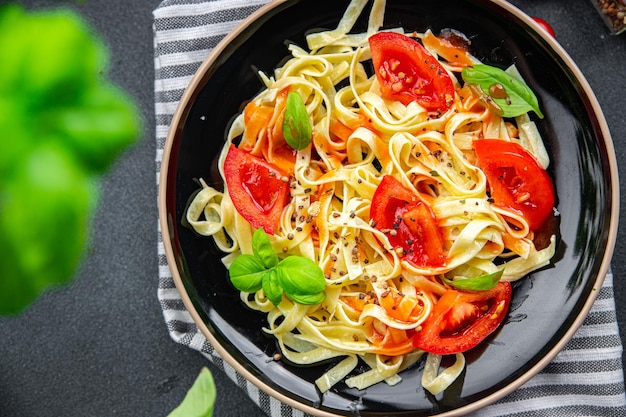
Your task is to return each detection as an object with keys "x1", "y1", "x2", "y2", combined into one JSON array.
[
  {"x1": 461, "y1": 64, "x2": 543, "y2": 119},
  {"x1": 0, "y1": 144, "x2": 94, "y2": 315},
  {"x1": 167, "y1": 367, "x2": 216, "y2": 417},
  {"x1": 252, "y1": 228, "x2": 278, "y2": 268},
  {"x1": 229, "y1": 254, "x2": 266, "y2": 293},
  {"x1": 0, "y1": 5, "x2": 140, "y2": 315},
  {"x1": 282, "y1": 91, "x2": 312, "y2": 150},
  {"x1": 52, "y1": 84, "x2": 141, "y2": 174},
  {"x1": 276, "y1": 256, "x2": 326, "y2": 295},
  {"x1": 286, "y1": 291, "x2": 326, "y2": 305},
  {"x1": 444, "y1": 269, "x2": 504, "y2": 291},
  {"x1": 262, "y1": 269, "x2": 284, "y2": 306}
]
